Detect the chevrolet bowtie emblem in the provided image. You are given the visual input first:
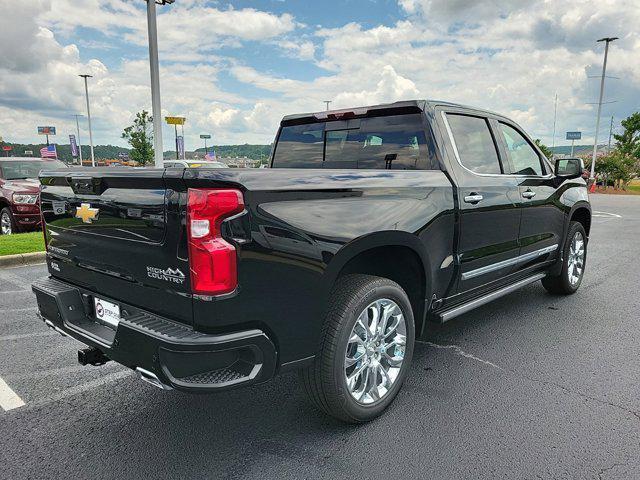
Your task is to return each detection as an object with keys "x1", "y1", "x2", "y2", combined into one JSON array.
[{"x1": 75, "y1": 203, "x2": 99, "y2": 224}]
